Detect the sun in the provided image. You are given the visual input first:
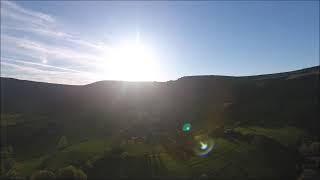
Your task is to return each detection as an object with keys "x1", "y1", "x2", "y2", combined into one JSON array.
[{"x1": 102, "y1": 36, "x2": 162, "y2": 81}]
